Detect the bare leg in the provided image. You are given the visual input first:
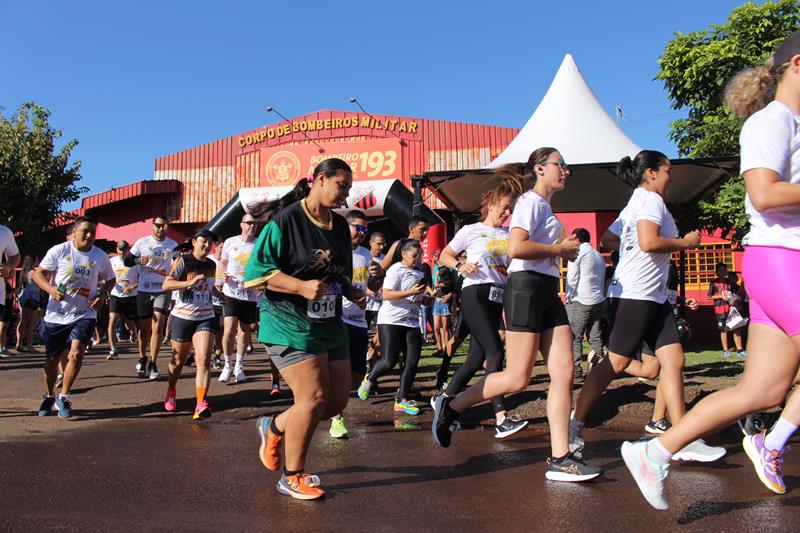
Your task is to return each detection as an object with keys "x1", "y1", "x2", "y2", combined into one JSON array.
[{"x1": 539, "y1": 325, "x2": 574, "y2": 457}]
